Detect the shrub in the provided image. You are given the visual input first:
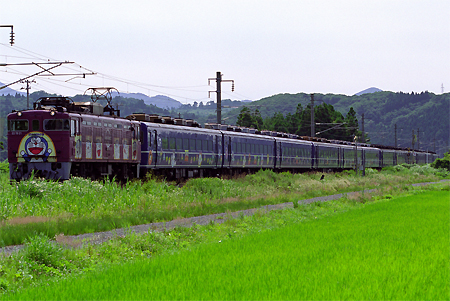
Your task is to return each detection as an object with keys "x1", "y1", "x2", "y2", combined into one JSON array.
[
  {"x1": 0, "y1": 160, "x2": 8, "y2": 173},
  {"x1": 22, "y1": 233, "x2": 64, "y2": 268},
  {"x1": 431, "y1": 152, "x2": 450, "y2": 171}
]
